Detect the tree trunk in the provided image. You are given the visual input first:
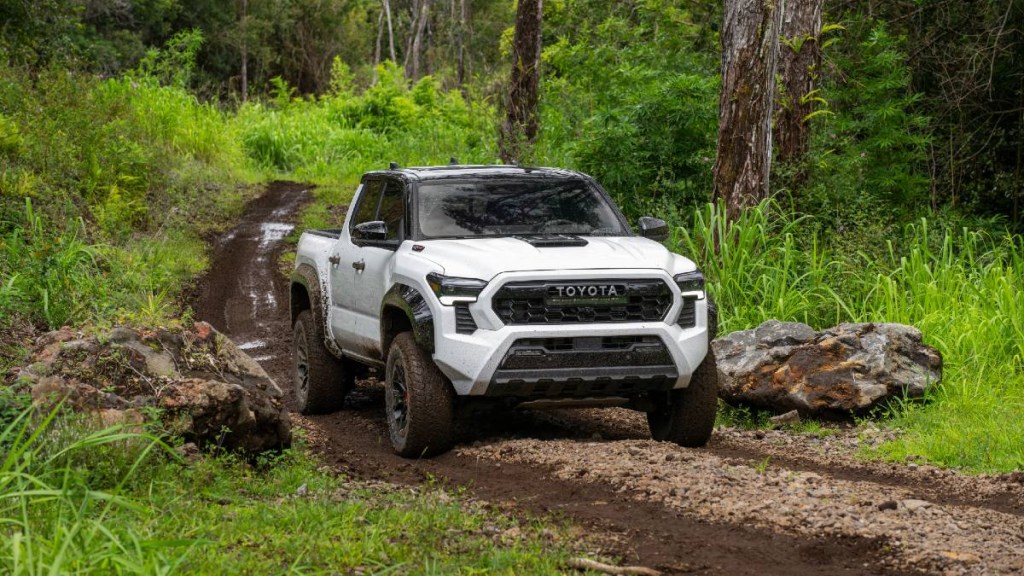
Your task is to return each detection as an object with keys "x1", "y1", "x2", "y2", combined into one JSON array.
[
  {"x1": 407, "y1": 0, "x2": 430, "y2": 80},
  {"x1": 774, "y1": 0, "x2": 822, "y2": 167},
  {"x1": 713, "y1": 0, "x2": 785, "y2": 221},
  {"x1": 383, "y1": 0, "x2": 396, "y2": 62},
  {"x1": 457, "y1": 0, "x2": 469, "y2": 87},
  {"x1": 373, "y1": 8, "x2": 384, "y2": 82},
  {"x1": 239, "y1": 0, "x2": 248, "y2": 102},
  {"x1": 499, "y1": 0, "x2": 543, "y2": 163}
]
